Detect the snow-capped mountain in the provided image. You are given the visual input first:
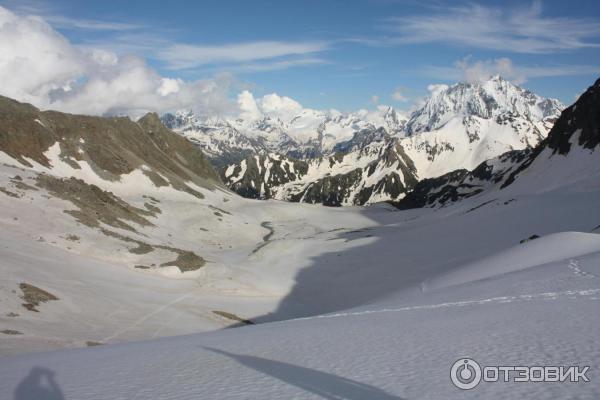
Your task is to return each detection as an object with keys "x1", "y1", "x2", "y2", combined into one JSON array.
[
  {"x1": 395, "y1": 78, "x2": 600, "y2": 209},
  {"x1": 388, "y1": 75, "x2": 563, "y2": 179},
  {"x1": 405, "y1": 76, "x2": 561, "y2": 136},
  {"x1": 162, "y1": 94, "x2": 407, "y2": 166},
  {"x1": 210, "y1": 77, "x2": 563, "y2": 205}
]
